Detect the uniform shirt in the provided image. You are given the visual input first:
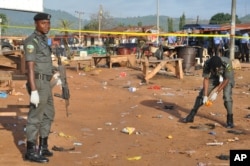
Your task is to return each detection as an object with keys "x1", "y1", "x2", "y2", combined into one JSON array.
[
  {"x1": 202, "y1": 56, "x2": 235, "y2": 85},
  {"x1": 168, "y1": 36, "x2": 176, "y2": 44},
  {"x1": 223, "y1": 32, "x2": 230, "y2": 45},
  {"x1": 213, "y1": 36, "x2": 222, "y2": 45},
  {"x1": 241, "y1": 32, "x2": 249, "y2": 44},
  {"x1": 24, "y1": 31, "x2": 53, "y2": 76}
]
